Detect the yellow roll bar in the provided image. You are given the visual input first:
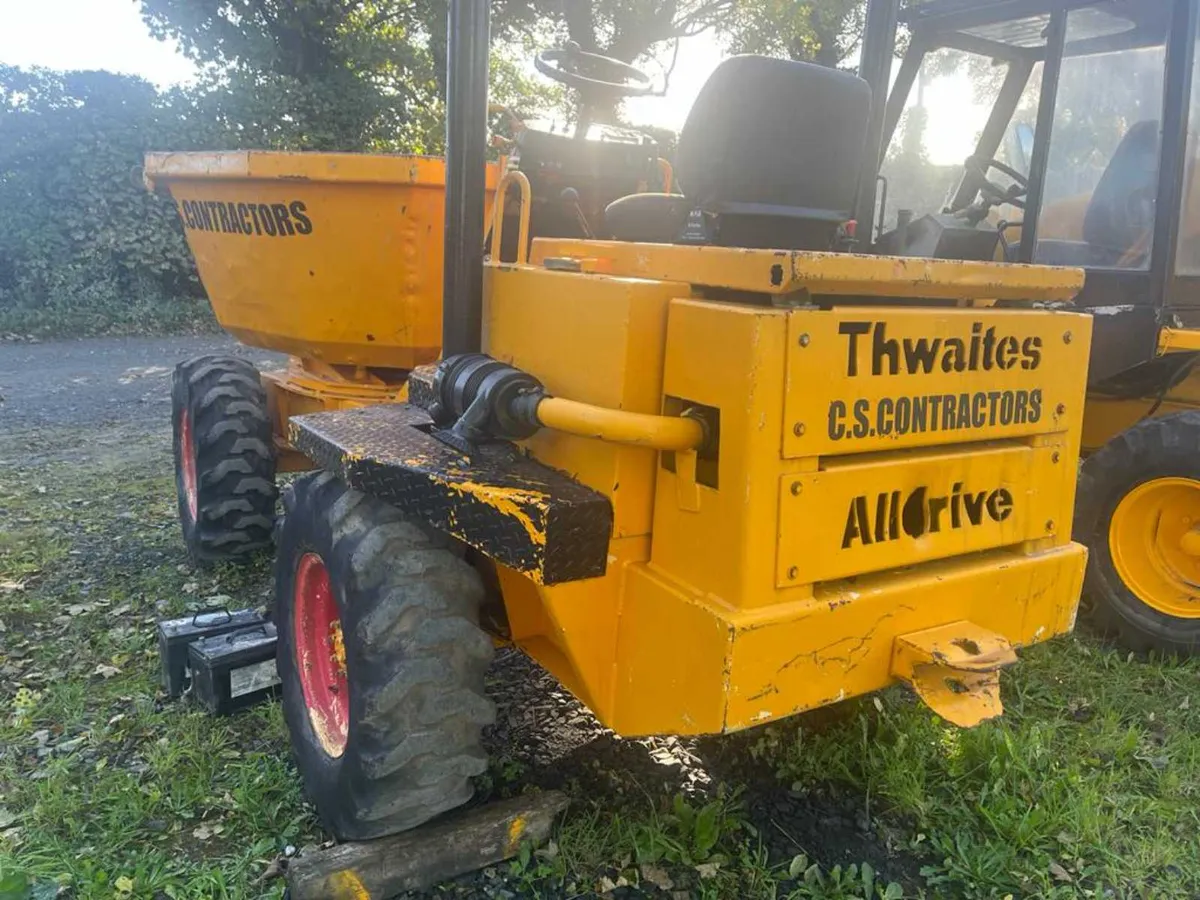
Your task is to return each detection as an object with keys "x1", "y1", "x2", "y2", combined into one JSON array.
[
  {"x1": 536, "y1": 397, "x2": 705, "y2": 451},
  {"x1": 491, "y1": 169, "x2": 532, "y2": 265}
]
